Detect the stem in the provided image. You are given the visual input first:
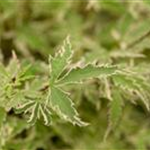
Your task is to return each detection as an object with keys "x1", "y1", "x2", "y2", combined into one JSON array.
[{"x1": 127, "y1": 30, "x2": 150, "y2": 49}]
